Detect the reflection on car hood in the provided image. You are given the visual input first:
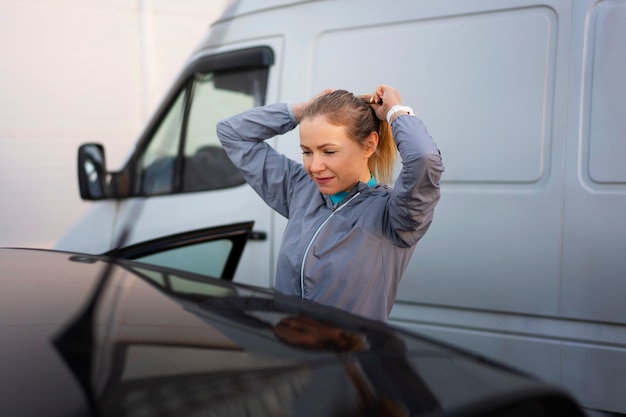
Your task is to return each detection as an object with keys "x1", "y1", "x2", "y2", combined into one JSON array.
[{"x1": 0, "y1": 248, "x2": 580, "y2": 417}]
